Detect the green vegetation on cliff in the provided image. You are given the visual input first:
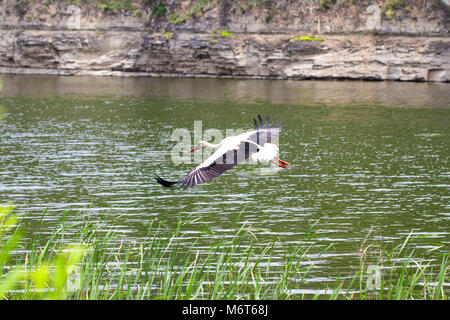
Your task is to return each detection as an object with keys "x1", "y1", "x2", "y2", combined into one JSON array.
[{"x1": 11, "y1": 0, "x2": 449, "y2": 24}]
